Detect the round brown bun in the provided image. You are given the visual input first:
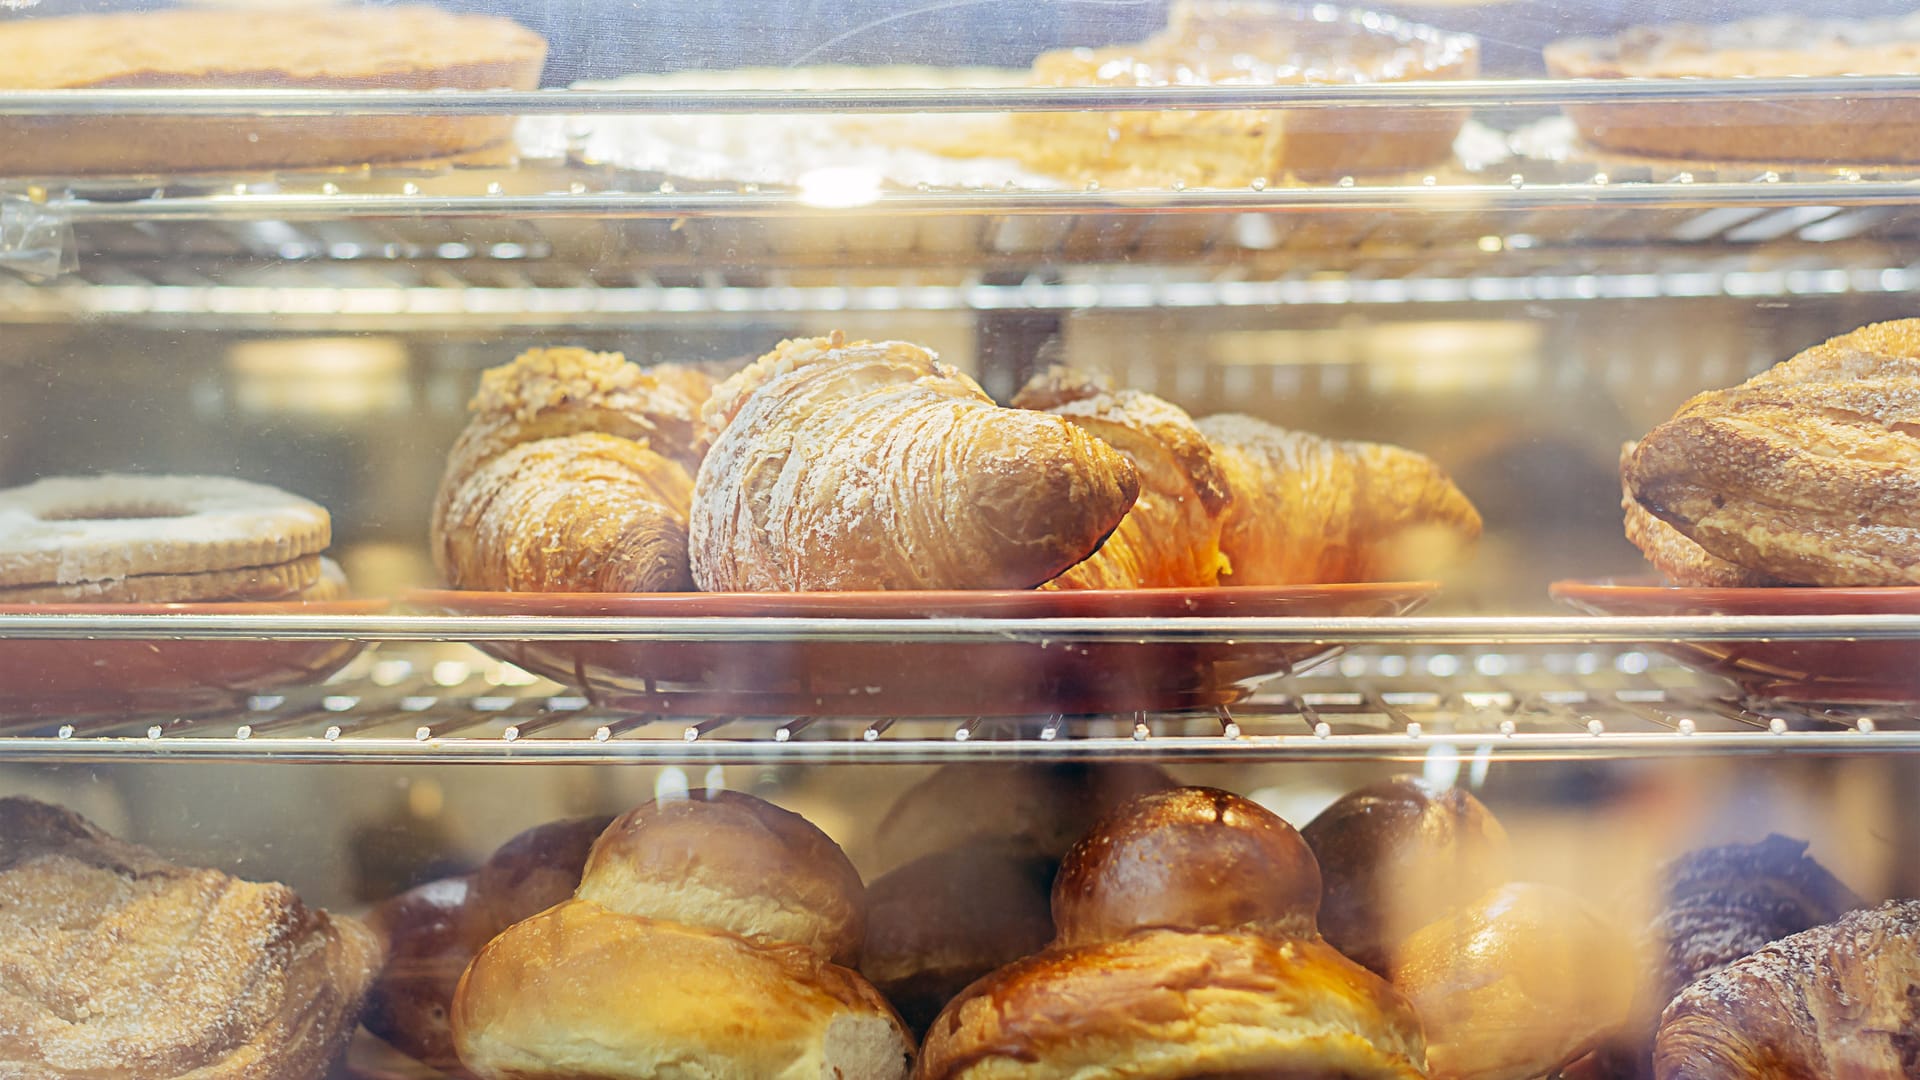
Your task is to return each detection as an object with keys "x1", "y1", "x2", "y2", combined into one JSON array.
[
  {"x1": 361, "y1": 876, "x2": 475, "y2": 1071},
  {"x1": 1302, "y1": 776, "x2": 1511, "y2": 974},
  {"x1": 862, "y1": 844, "x2": 1056, "y2": 1036},
  {"x1": 453, "y1": 900, "x2": 913, "y2": 1080},
  {"x1": 467, "y1": 813, "x2": 616, "y2": 937},
  {"x1": 917, "y1": 928, "x2": 1426, "y2": 1080},
  {"x1": 872, "y1": 763, "x2": 1175, "y2": 872},
  {"x1": 579, "y1": 788, "x2": 865, "y2": 965},
  {"x1": 1052, "y1": 786, "x2": 1321, "y2": 948},
  {"x1": 1391, "y1": 882, "x2": 1638, "y2": 1080}
]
